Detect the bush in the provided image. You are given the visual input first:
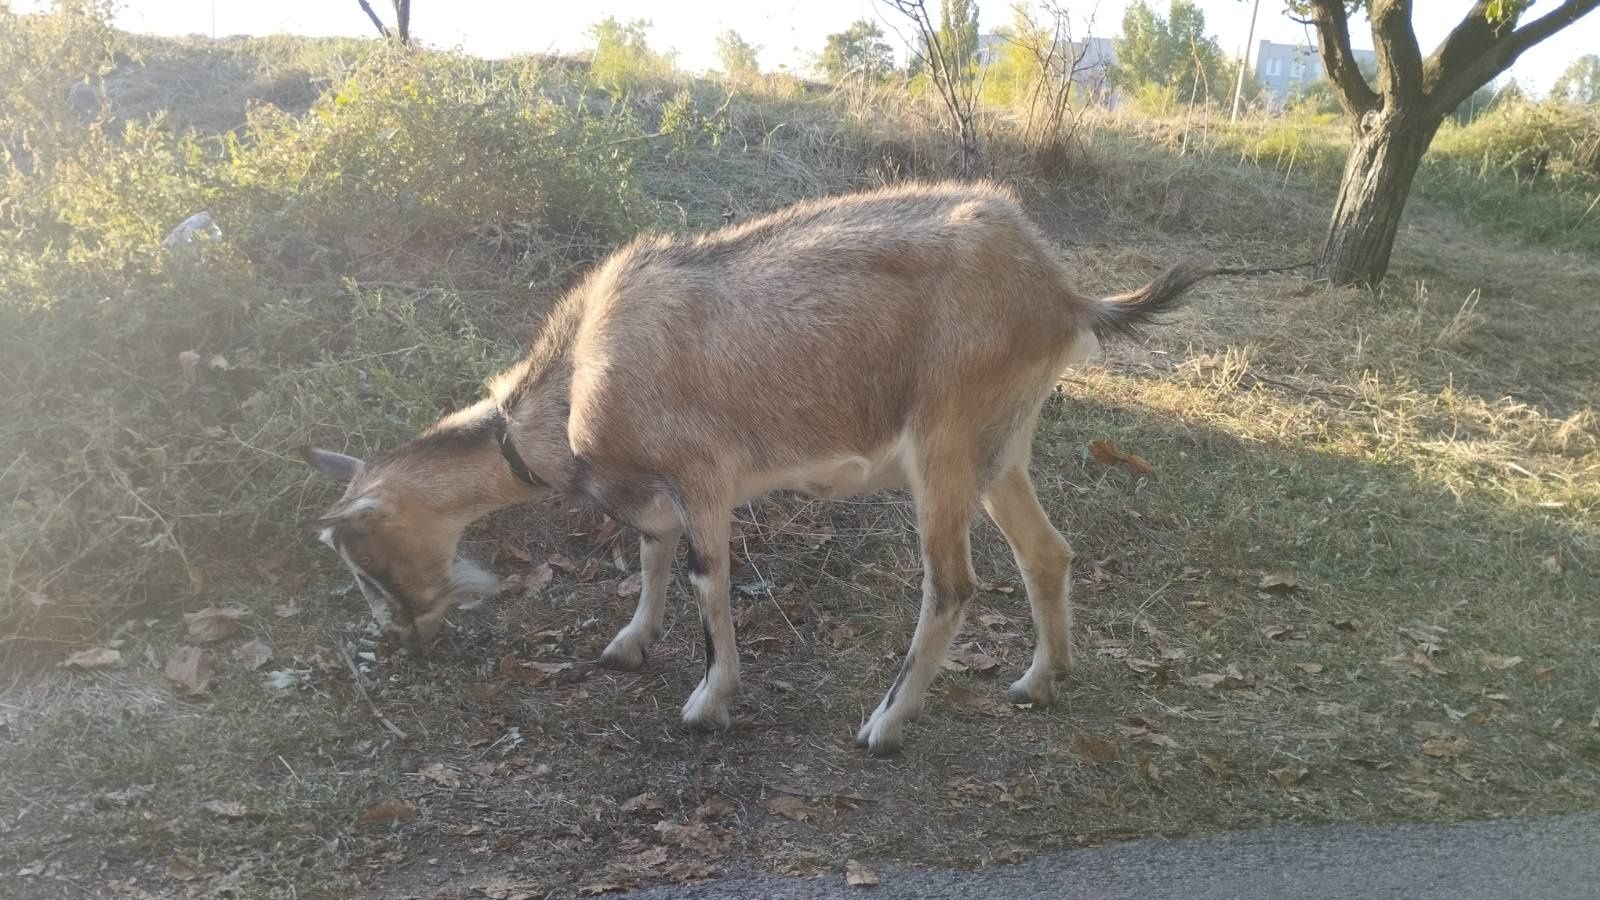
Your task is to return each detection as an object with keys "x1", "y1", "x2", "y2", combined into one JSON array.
[{"x1": 0, "y1": 6, "x2": 655, "y2": 655}]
